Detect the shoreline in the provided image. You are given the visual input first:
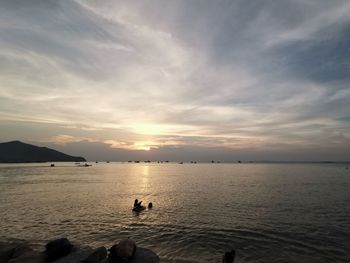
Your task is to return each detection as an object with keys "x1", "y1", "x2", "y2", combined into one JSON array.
[
  {"x1": 0, "y1": 238, "x2": 221, "y2": 263},
  {"x1": 0, "y1": 238, "x2": 160, "y2": 263}
]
